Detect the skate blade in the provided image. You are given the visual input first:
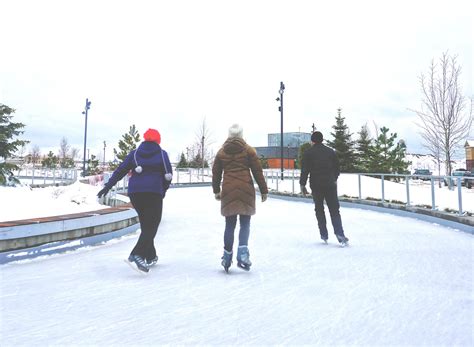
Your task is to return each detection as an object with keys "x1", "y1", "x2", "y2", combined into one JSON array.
[
  {"x1": 237, "y1": 263, "x2": 251, "y2": 271},
  {"x1": 124, "y1": 259, "x2": 149, "y2": 275}
]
